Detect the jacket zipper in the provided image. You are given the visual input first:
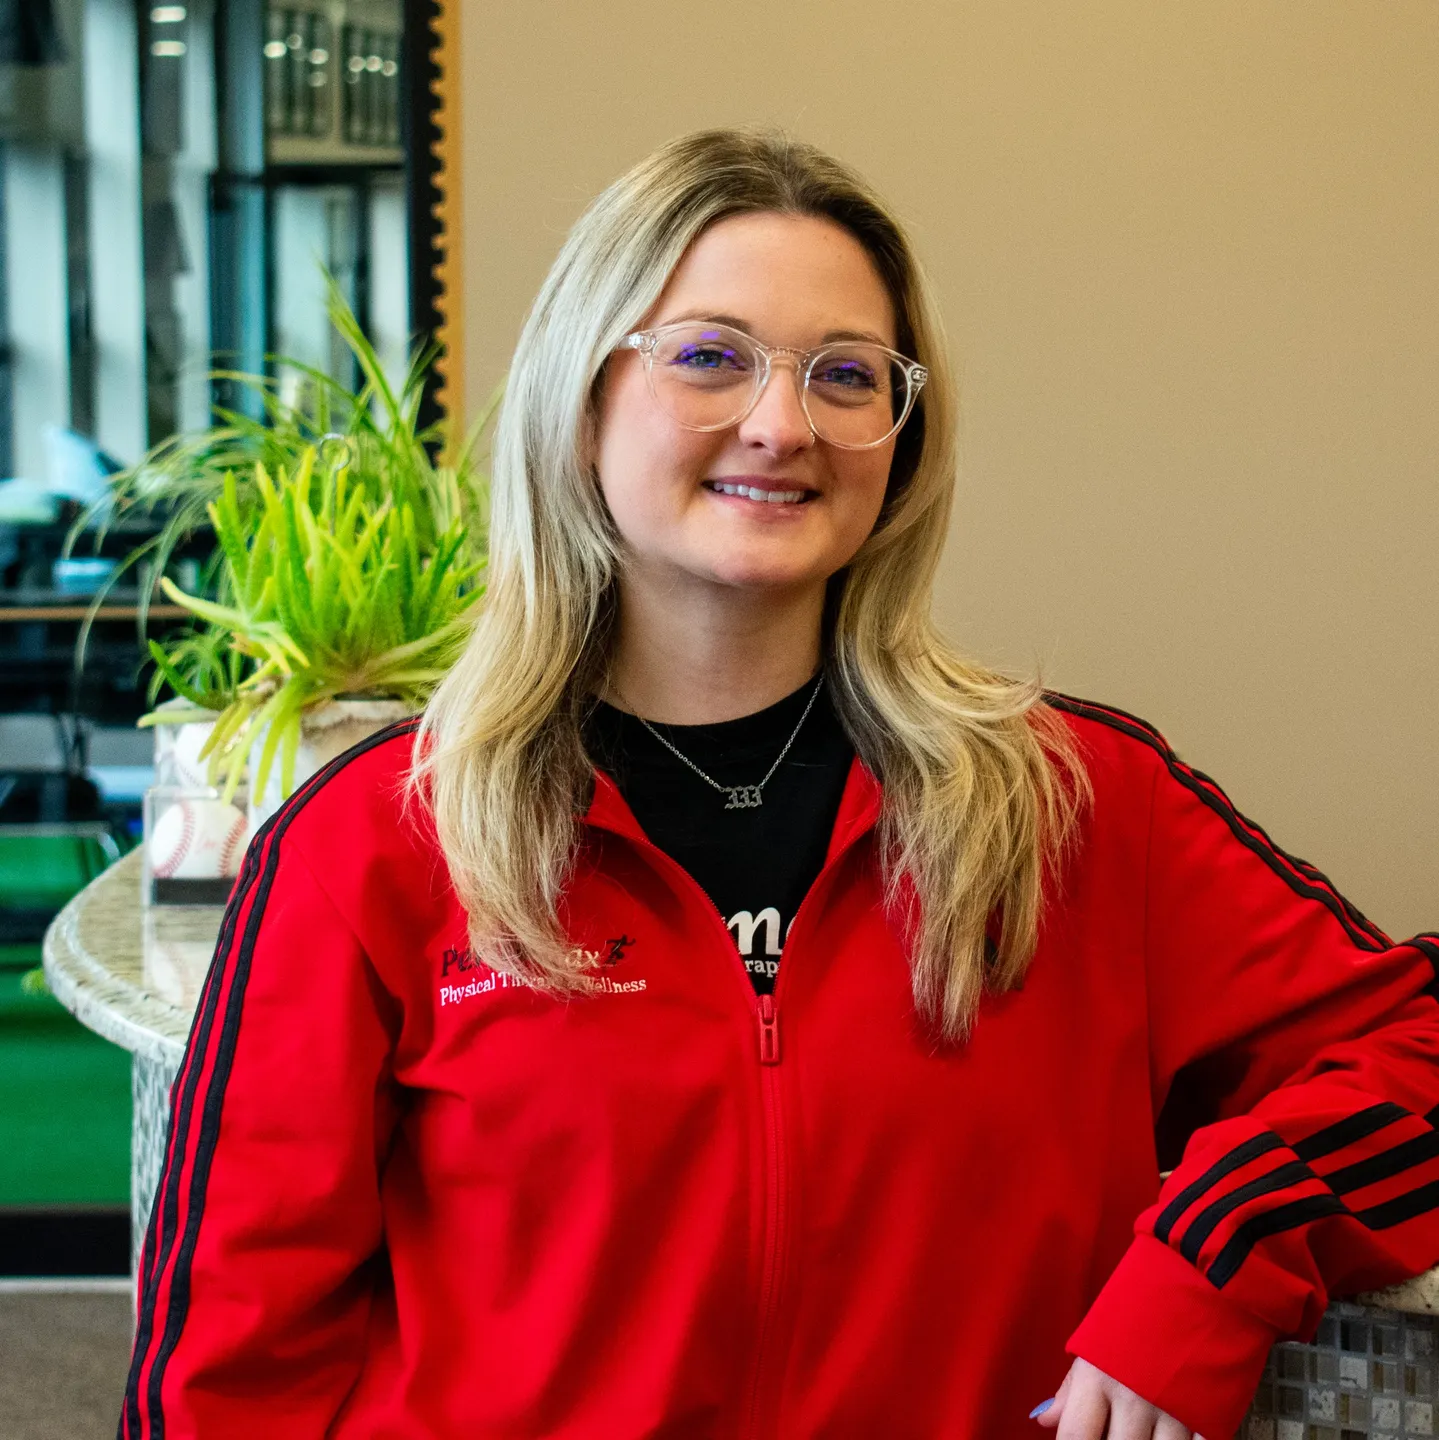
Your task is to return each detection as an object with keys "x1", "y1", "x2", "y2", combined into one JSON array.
[
  {"x1": 742, "y1": 992, "x2": 787, "y2": 1437},
  {"x1": 603, "y1": 820, "x2": 873, "y2": 1440},
  {"x1": 757, "y1": 993, "x2": 780, "y2": 1064}
]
